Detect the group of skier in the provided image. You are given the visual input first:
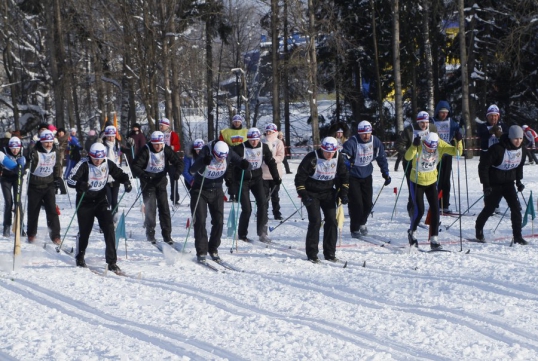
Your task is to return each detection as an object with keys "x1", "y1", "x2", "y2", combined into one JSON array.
[{"x1": 1, "y1": 103, "x2": 531, "y2": 271}]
